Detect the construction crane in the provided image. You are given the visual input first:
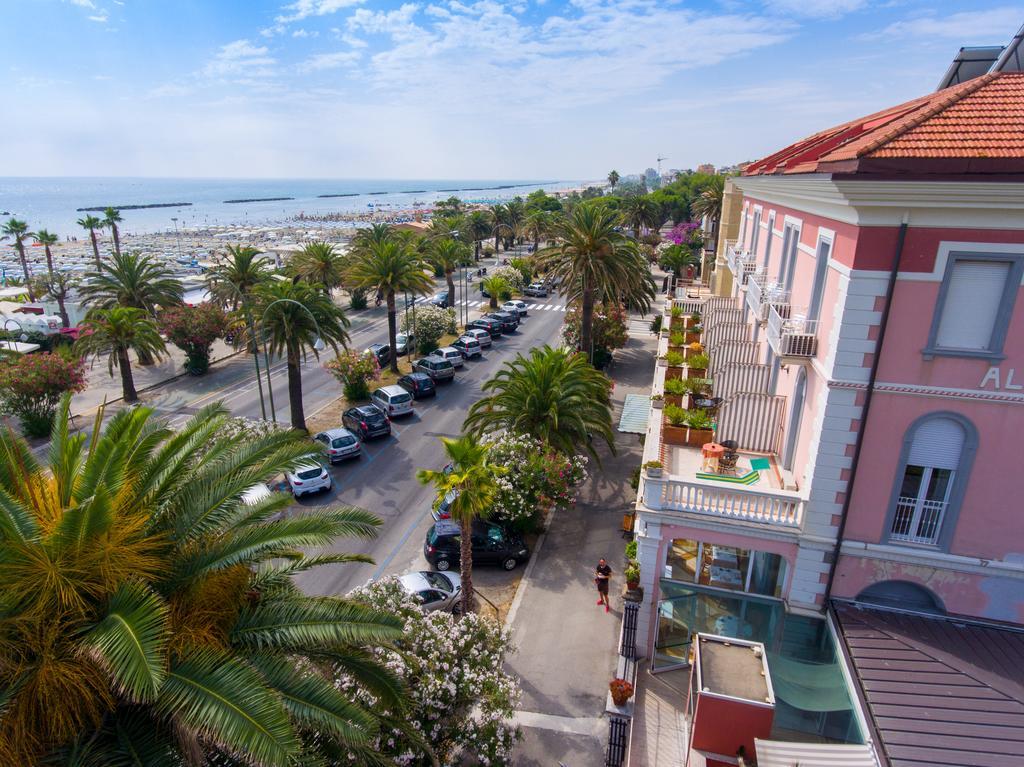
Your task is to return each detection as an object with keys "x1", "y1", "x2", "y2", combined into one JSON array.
[{"x1": 657, "y1": 156, "x2": 668, "y2": 176}]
